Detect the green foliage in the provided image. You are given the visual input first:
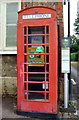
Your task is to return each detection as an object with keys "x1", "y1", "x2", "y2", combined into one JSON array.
[
  {"x1": 70, "y1": 12, "x2": 79, "y2": 53},
  {"x1": 70, "y1": 35, "x2": 79, "y2": 53},
  {"x1": 74, "y1": 12, "x2": 79, "y2": 34},
  {"x1": 71, "y1": 52, "x2": 79, "y2": 61}
]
